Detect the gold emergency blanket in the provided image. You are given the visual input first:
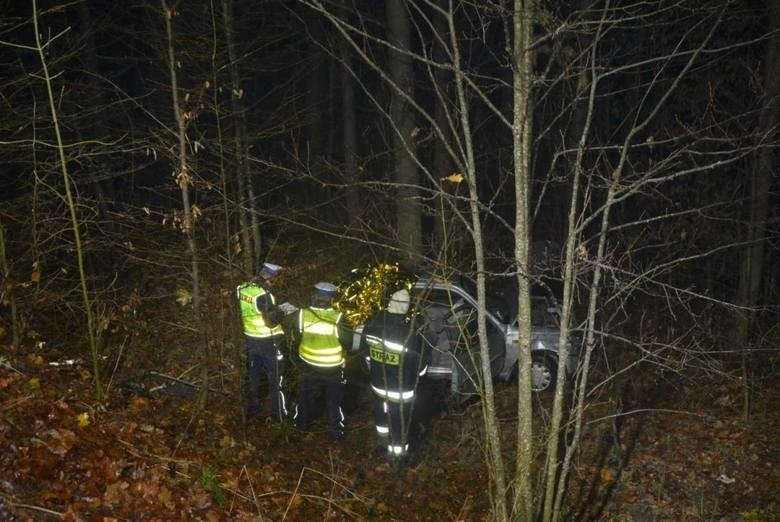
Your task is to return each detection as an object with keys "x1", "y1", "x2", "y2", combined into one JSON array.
[{"x1": 334, "y1": 263, "x2": 415, "y2": 327}]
